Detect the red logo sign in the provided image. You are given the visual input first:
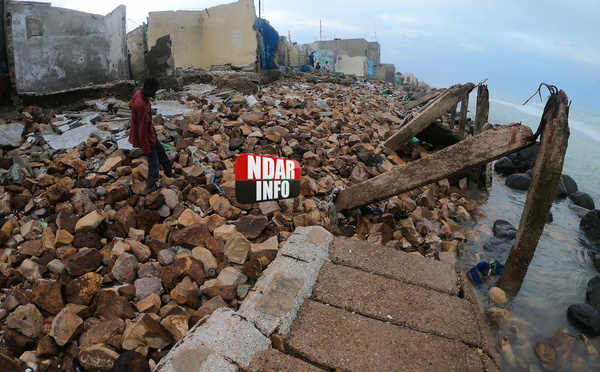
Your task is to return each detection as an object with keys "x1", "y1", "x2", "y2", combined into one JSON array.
[{"x1": 235, "y1": 154, "x2": 301, "y2": 204}]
